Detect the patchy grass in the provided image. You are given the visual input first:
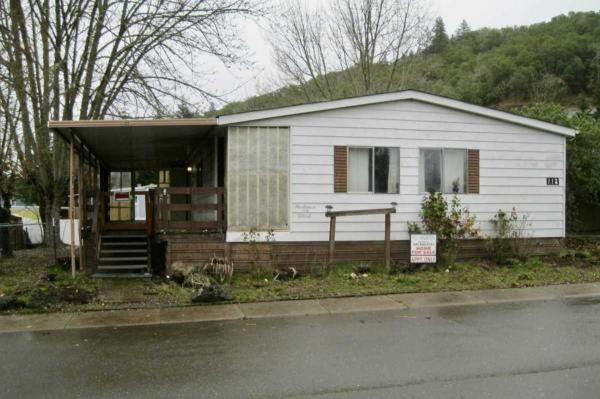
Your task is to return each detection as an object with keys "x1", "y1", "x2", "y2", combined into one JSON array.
[
  {"x1": 0, "y1": 248, "x2": 99, "y2": 313},
  {"x1": 4, "y1": 239, "x2": 600, "y2": 313},
  {"x1": 227, "y1": 257, "x2": 600, "y2": 303},
  {"x1": 10, "y1": 207, "x2": 40, "y2": 220},
  {"x1": 0, "y1": 248, "x2": 189, "y2": 313}
]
